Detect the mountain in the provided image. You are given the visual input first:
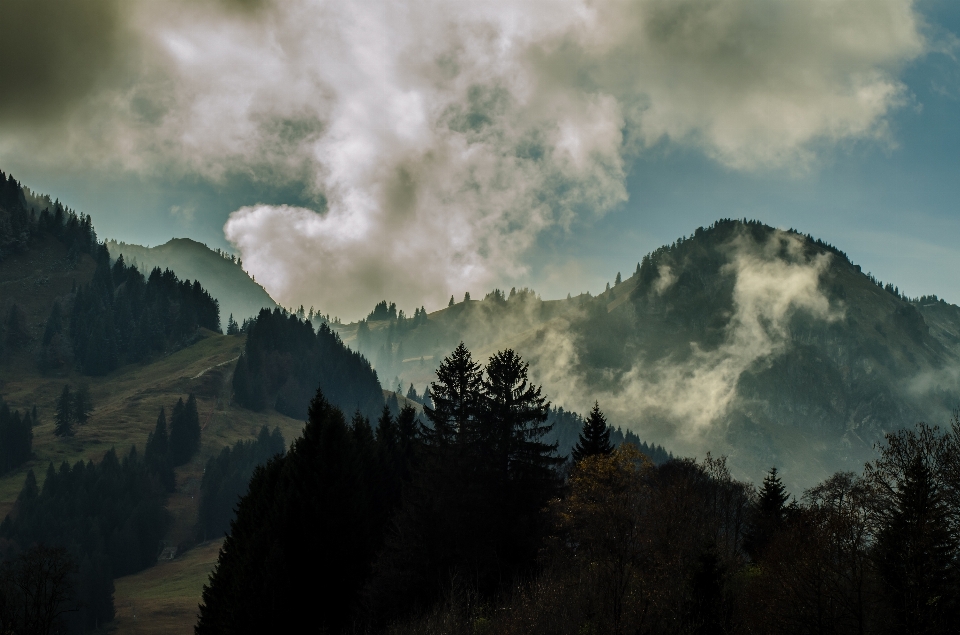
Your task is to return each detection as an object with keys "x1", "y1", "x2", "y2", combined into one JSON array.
[
  {"x1": 106, "y1": 238, "x2": 278, "y2": 324},
  {"x1": 336, "y1": 220, "x2": 960, "y2": 491}
]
